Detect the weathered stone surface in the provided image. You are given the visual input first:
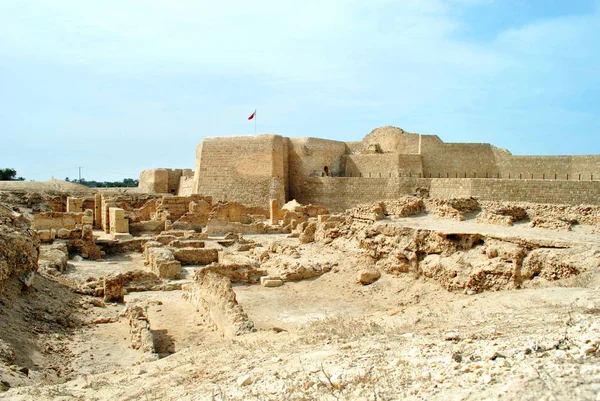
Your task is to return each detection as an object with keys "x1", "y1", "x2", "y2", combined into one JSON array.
[
  {"x1": 38, "y1": 243, "x2": 68, "y2": 272},
  {"x1": 182, "y1": 270, "x2": 256, "y2": 337},
  {"x1": 299, "y1": 221, "x2": 318, "y2": 244},
  {"x1": 32, "y1": 212, "x2": 84, "y2": 231},
  {"x1": 103, "y1": 274, "x2": 126, "y2": 303},
  {"x1": 125, "y1": 302, "x2": 156, "y2": 355},
  {"x1": 476, "y1": 211, "x2": 513, "y2": 226},
  {"x1": 0, "y1": 204, "x2": 39, "y2": 293},
  {"x1": 383, "y1": 196, "x2": 425, "y2": 217},
  {"x1": 144, "y1": 247, "x2": 182, "y2": 278},
  {"x1": 168, "y1": 239, "x2": 205, "y2": 248}
]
